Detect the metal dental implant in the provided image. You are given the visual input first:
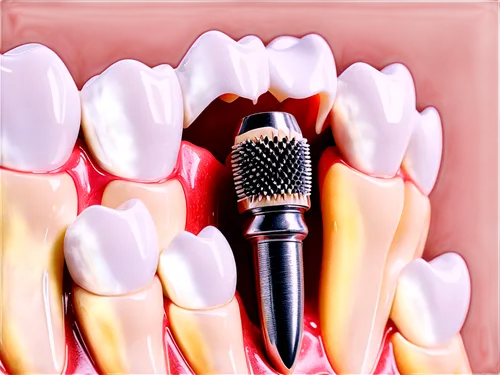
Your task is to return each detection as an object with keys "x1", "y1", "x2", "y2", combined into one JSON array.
[{"x1": 231, "y1": 112, "x2": 312, "y2": 373}]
